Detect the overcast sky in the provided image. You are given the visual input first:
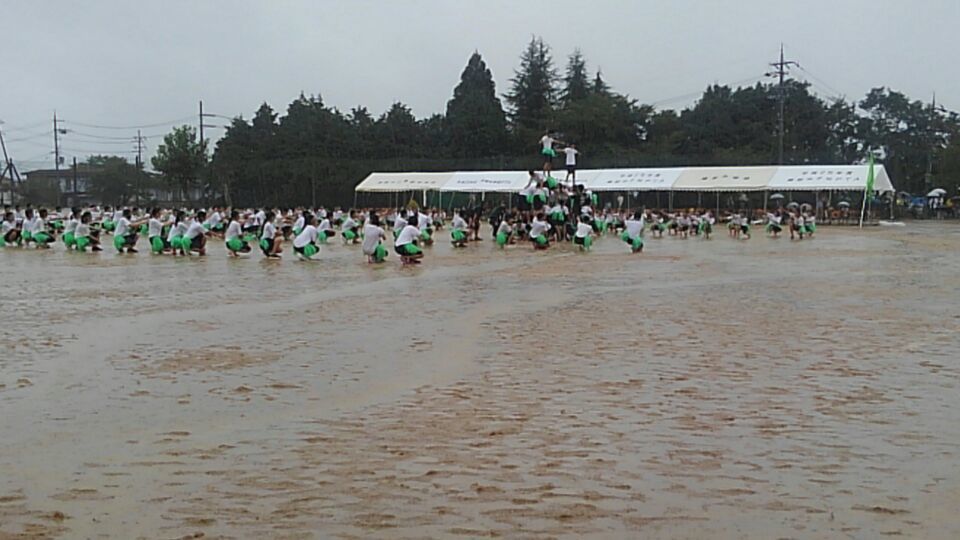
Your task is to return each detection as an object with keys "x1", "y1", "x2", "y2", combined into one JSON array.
[{"x1": 2, "y1": 0, "x2": 958, "y2": 171}]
